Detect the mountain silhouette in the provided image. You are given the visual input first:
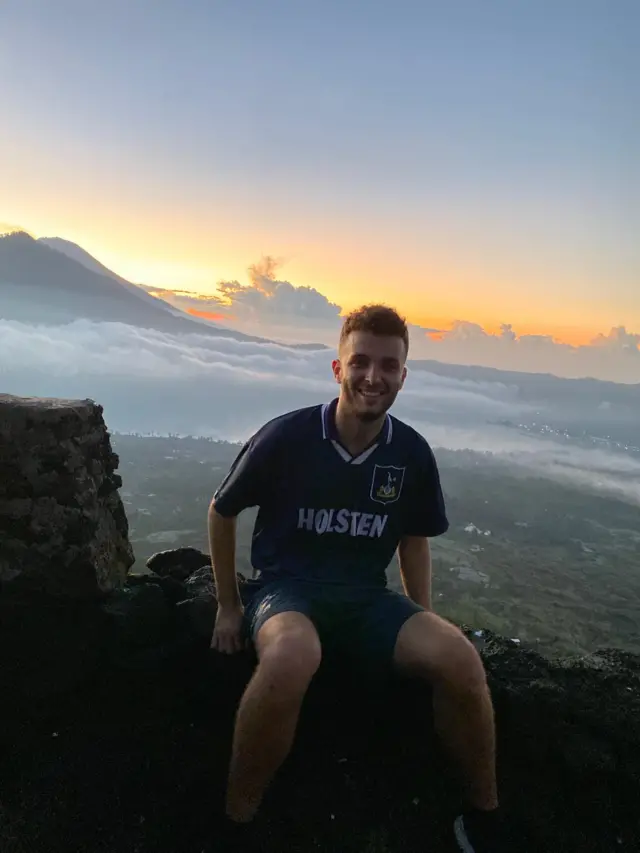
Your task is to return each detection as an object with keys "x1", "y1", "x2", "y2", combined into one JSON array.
[
  {"x1": 0, "y1": 232, "x2": 273, "y2": 343},
  {"x1": 38, "y1": 236, "x2": 184, "y2": 311},
  {"x1": 39, "y1": 236, "x2": 142, "y2": 285}
]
